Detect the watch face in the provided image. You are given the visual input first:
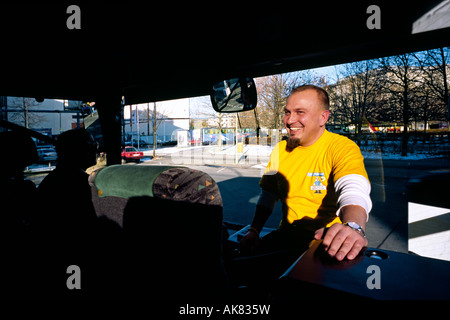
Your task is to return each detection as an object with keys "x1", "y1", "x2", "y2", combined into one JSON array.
[{"x1": 347, "y1": 222, "x2": 360, "y2": 229}]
